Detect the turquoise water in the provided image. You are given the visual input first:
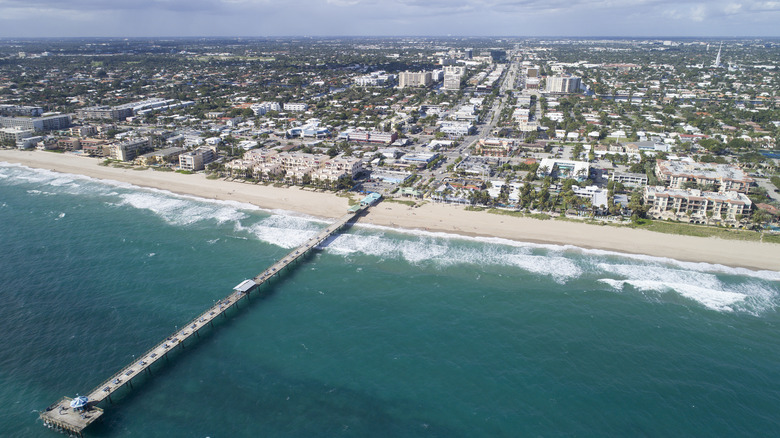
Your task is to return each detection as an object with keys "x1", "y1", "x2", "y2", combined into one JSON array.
[{"x1": 1, "y1": 162, "x2": 779, "y2": 437}]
